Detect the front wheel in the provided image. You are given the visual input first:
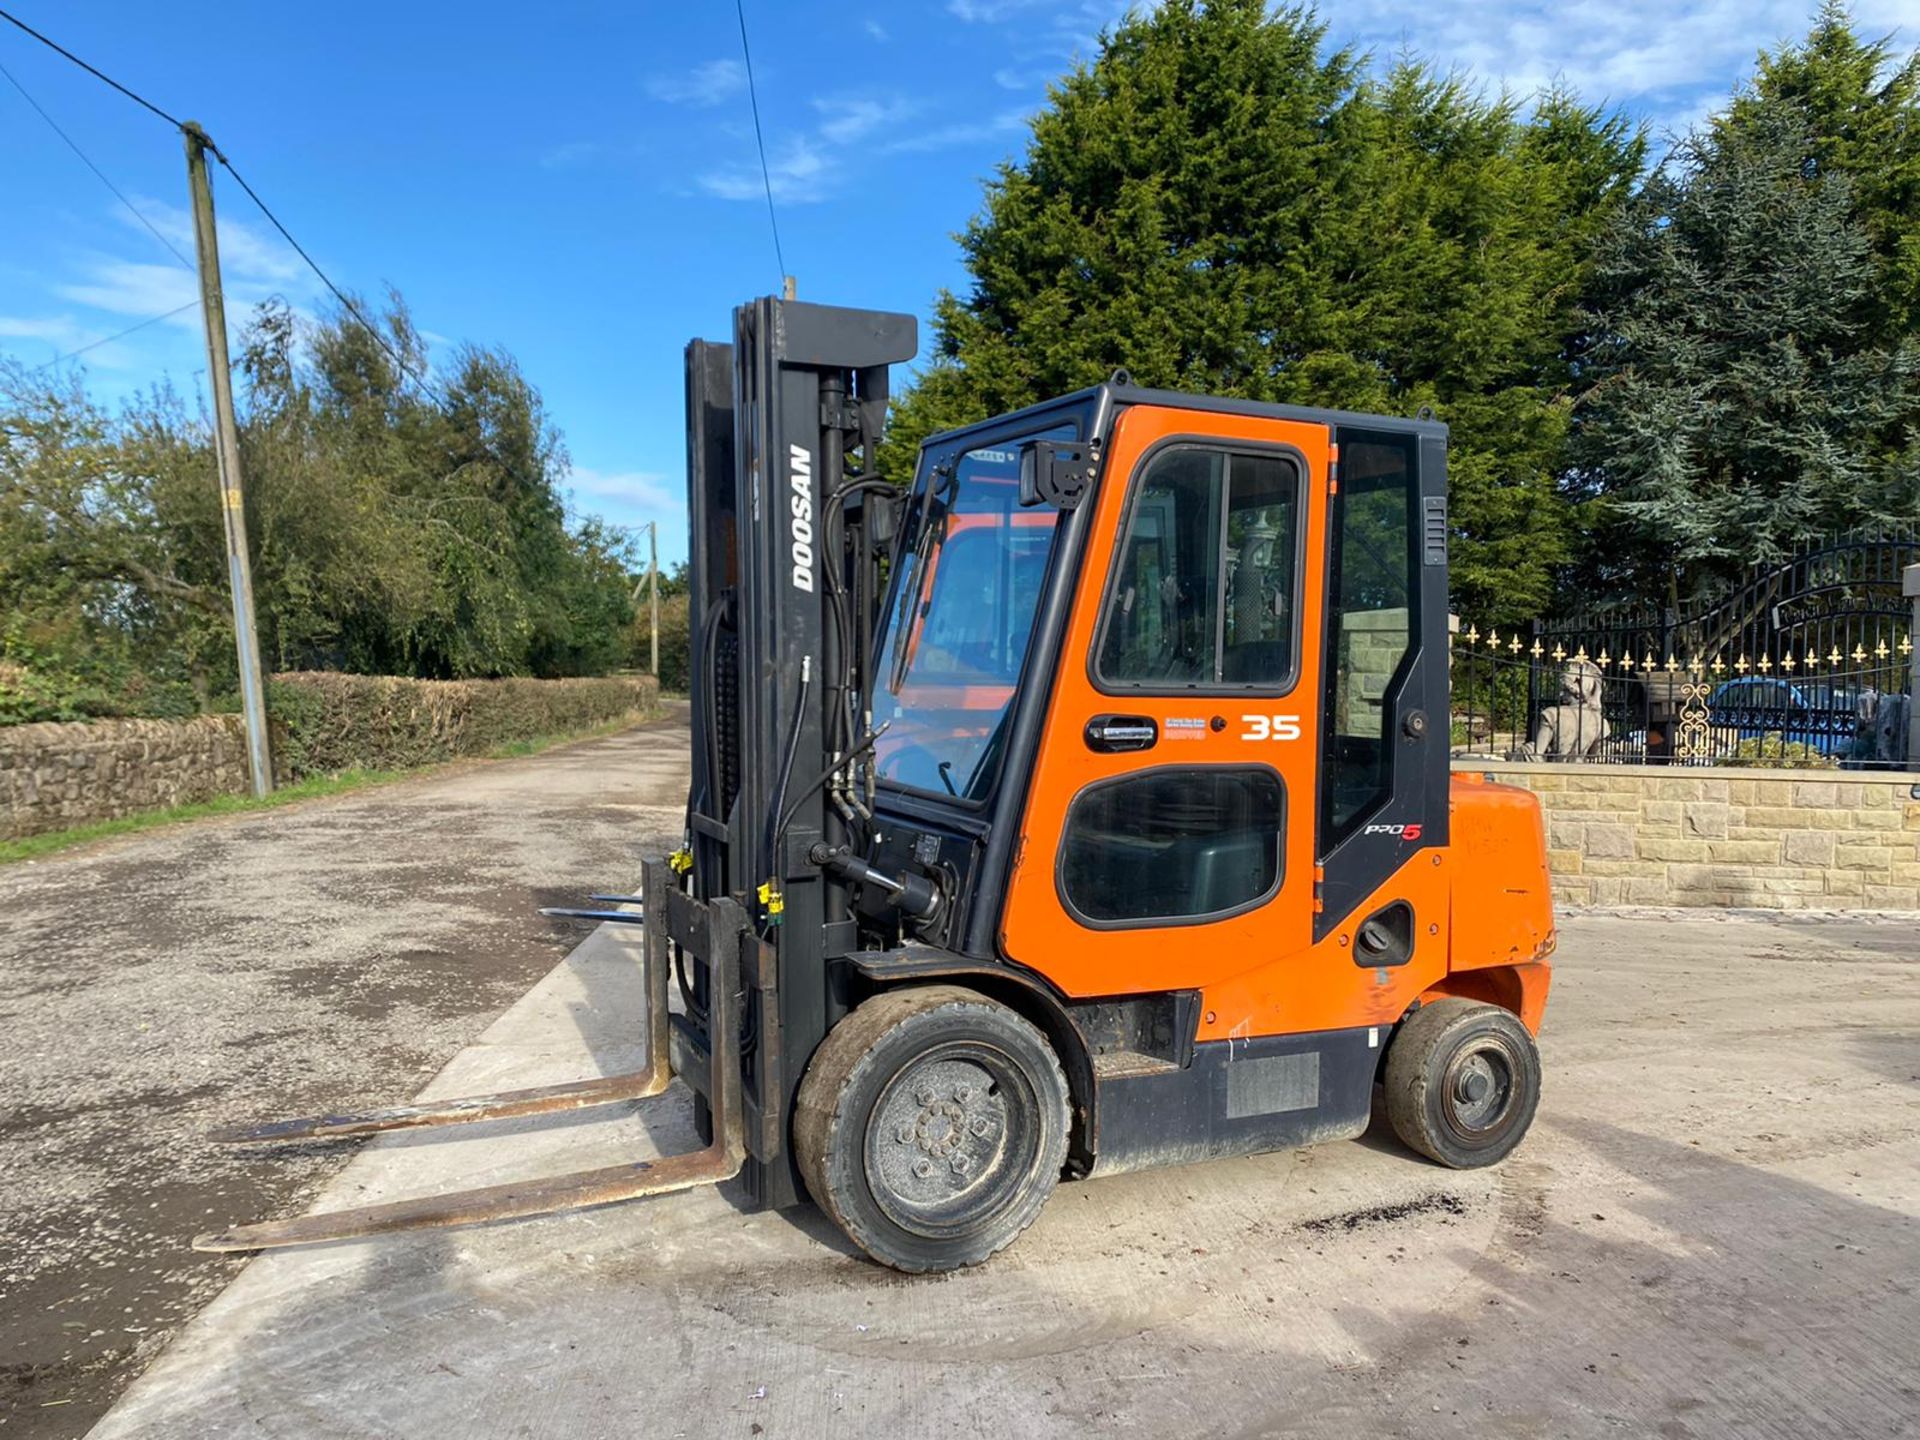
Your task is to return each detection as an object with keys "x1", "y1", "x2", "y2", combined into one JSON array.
[
  {"x1": 793, "y1": 985, "x2": 1070, "y2": 1273},
  {"x1": 1383, "y1": 998, "x2": 1541, "y2": 1168}
]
